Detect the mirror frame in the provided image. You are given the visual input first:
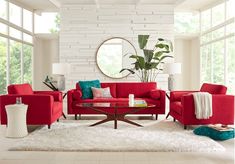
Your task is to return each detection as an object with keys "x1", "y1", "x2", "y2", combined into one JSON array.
[{"x1": 96, "y1": 37, "x2": 137, "y2": 79}]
